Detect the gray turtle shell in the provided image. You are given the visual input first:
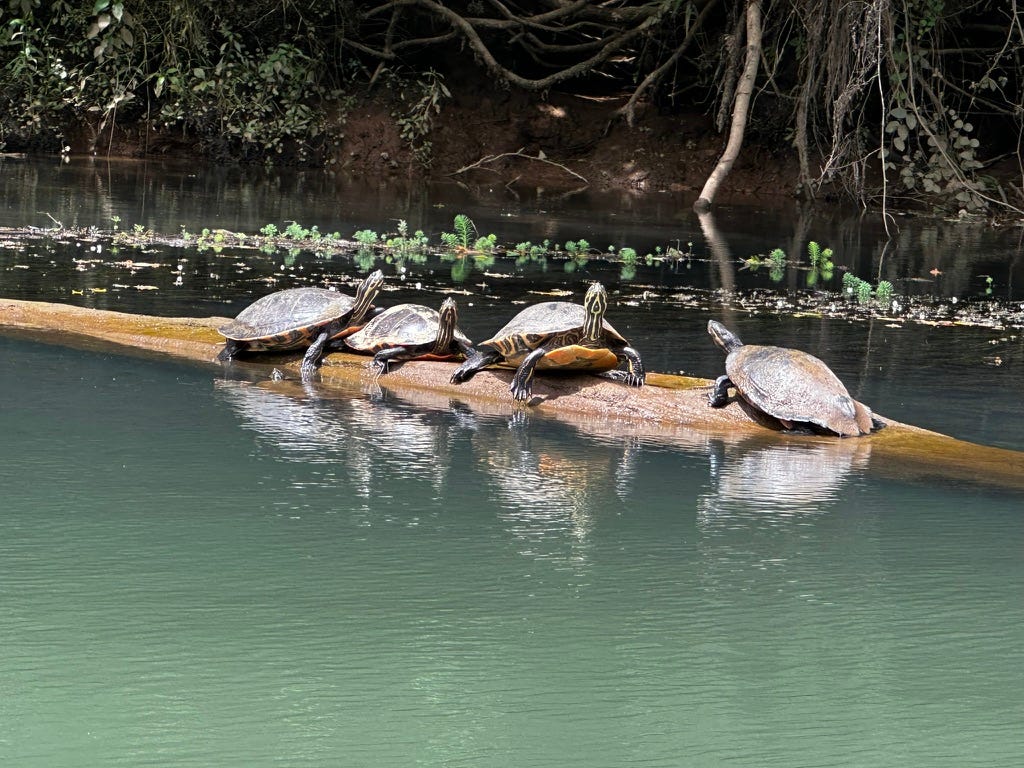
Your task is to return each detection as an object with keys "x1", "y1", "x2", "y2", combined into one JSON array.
[
  {"x1": 346, "y1": 303, "x2": 471, "y2": 352},
  {"x1": 219, "y1": 287, "x2": 356, "y2": 345},
  {"x1": 726, "y1": 344, "x2": 874, "y2": 436}
]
